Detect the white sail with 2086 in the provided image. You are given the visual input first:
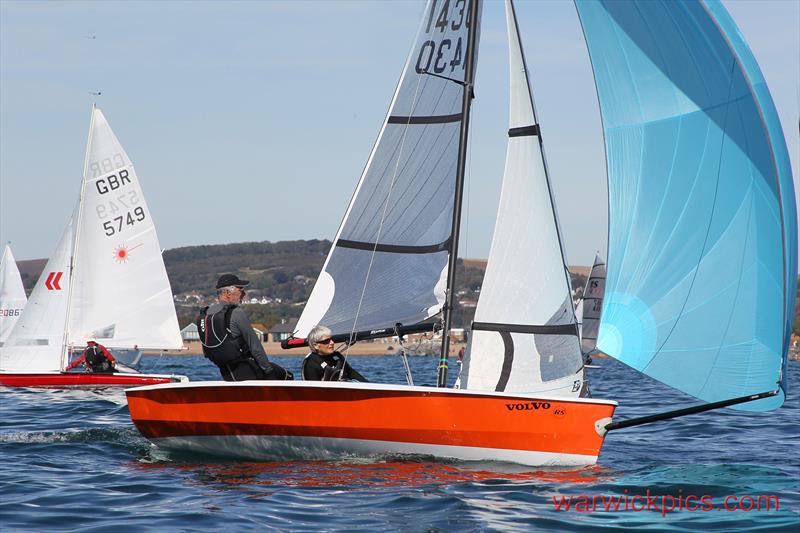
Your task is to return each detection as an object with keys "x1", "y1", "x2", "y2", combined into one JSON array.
[
  {"x1": 0, "y1": 244, "x2": 28, "y2": 346},
  {"x1": 0, "y1": 221, "x2": 74, "y2": 372}
]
